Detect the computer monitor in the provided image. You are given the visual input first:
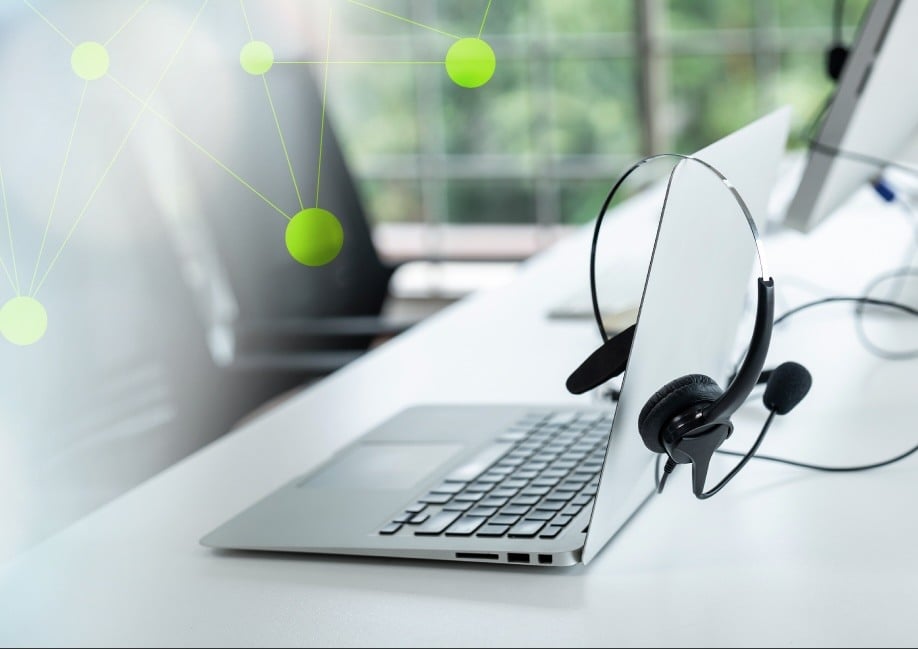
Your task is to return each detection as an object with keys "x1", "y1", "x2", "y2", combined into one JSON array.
[{"x1": 785, "y1": 0, "x2": 918, "y2": 232}]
